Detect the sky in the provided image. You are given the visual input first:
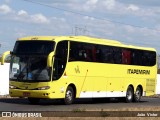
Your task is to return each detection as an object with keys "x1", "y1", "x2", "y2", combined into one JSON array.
[{"x1": 1, "y1": 0, "x2": 160, "y2": 55}]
